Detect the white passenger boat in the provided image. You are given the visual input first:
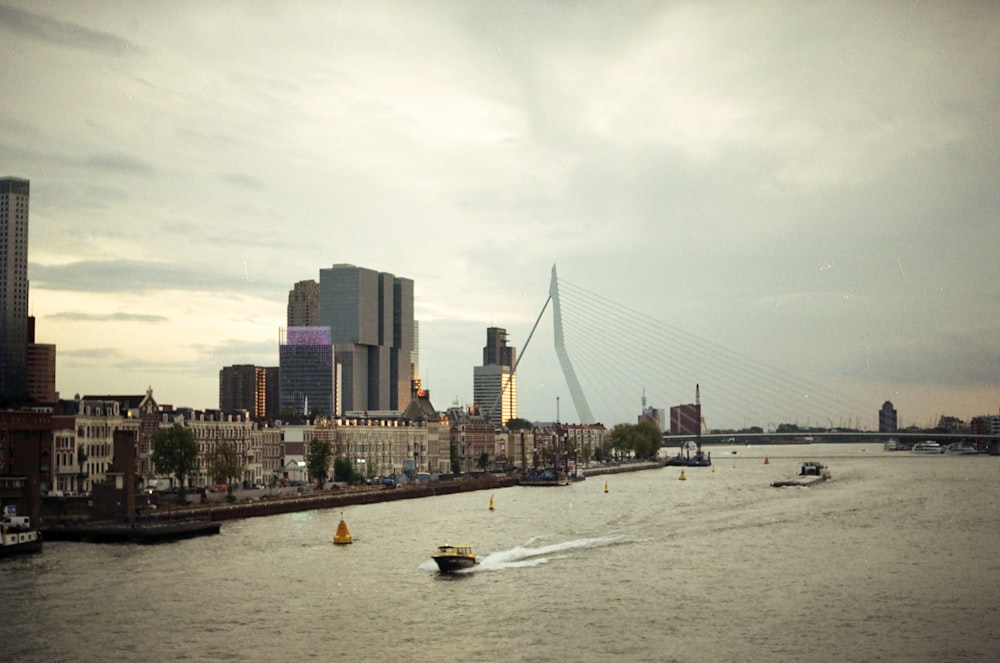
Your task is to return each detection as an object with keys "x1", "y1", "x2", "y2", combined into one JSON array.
[{"x1": 910, "y1": 441, "x2": 942, "y2": 454}]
